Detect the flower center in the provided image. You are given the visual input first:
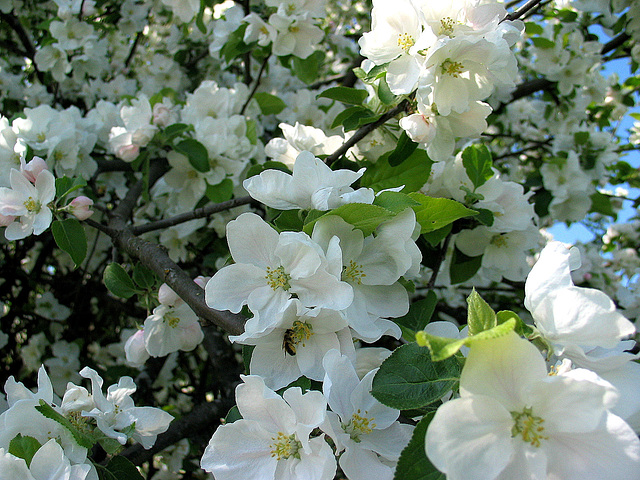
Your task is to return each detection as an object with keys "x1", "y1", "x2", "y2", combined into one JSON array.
[
  {"x1": 342, "y1": 409, "x2": 376, "y2": 442},
  {"x1": 343, "y1": 260, "x2": 366, "y2": 285},
  {"x1": 282, "y1": 320, "x2": 314, "y2": 356},
  {"x1": 24, "y1": 197, "x2": 41, "y2": 213},
  {"x1": 165, "y1": 312, "x2": 180, "y2": 328},
  {"x1": 397, "y1": 33, "x2": 415, "y2": 52},
  {"x1": 441, "y1": 59, "x2": 465, "y2": 77},
  {"x1": 270, "y1": 432, "x2": 302, "y2": 460},
  {"x1": 490, "y1": 234, "x2": 507, "y2": 247},
  {"x1": 510, "y1": 407, "x2": 548, "y2": 448},
  {"x1": 265, "y1": 266, "x2": 291, "y2": 291},
  {"x1": 439, "y1": 17, "x2": 456, "y2": 37}
]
